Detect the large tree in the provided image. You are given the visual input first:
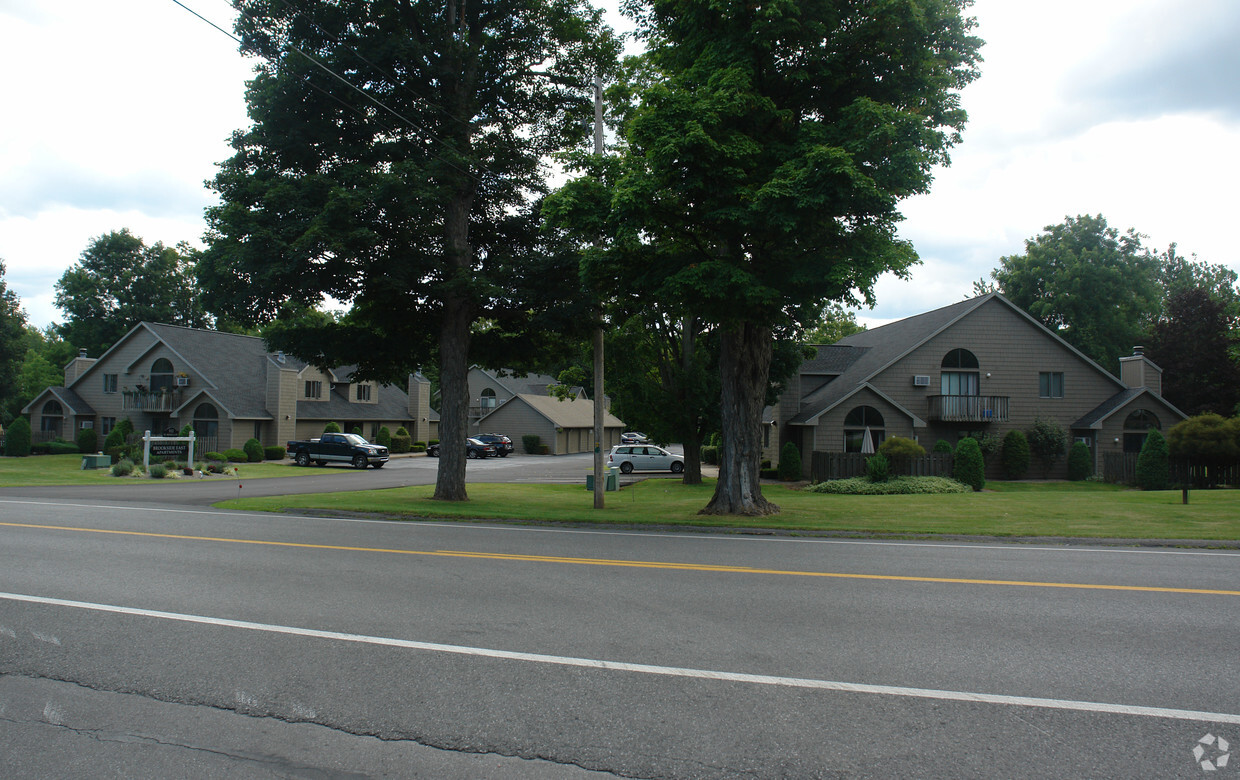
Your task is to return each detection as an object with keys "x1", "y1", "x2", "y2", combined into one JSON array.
[
  {"x1": 986, "y1": 215, "x2": 1162, "y2": 372},
  {"x1": 200, "y1": 0, "x2": 617, "y2": 501},
  {"x1": 54, "y1": 230, "x2": 207, "y2": 358},
  {"x1": 1146, "y1": 288, "x2": 1240, "y2": 416},
  {"x1": 600, "y1": 0, "x2": 981, "y2": 514},
  {"x1": 0, "y1": 260, "x2": 27, "y2": 424}
]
